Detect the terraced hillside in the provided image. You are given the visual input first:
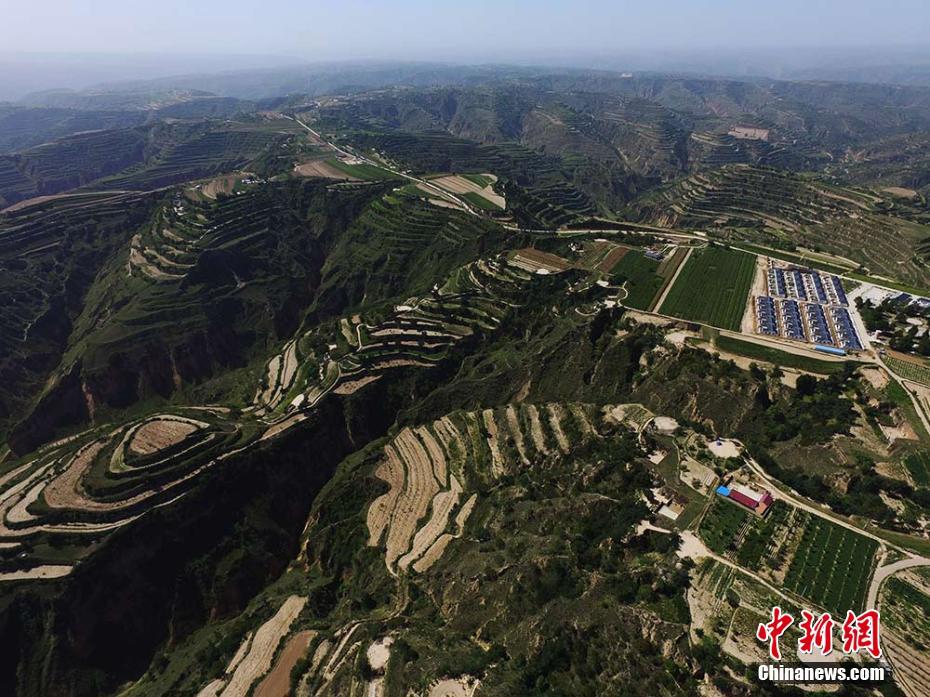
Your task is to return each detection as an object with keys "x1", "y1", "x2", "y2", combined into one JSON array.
[
  {"x1": 126, "y1": 402, "x2": 703, "y2": 696},
  {"x1": 0, "y1": 117, "x2": 301, "y2": 209},
  {"x1": 6, "y1": 180, "x2": 381, "y2": 454},
  {"x1": 0, "y1": 409, "x2": 252, "y2": 577},
  {"x1": 319, "y1": 127, "x2": 601, "y2": 228},
  {"x1": 7, "y1": 69, "x2": 930, "y2": 697},
  {"x1": 256, "y1": 253, "x2": 538, "y2": 418},
  {"x1": 633, "y1": 164, "x2": 930, "y2": 289},
  {"x1": 0, "y1": 105, "x2": 146, "y2": 154},
  {"x1": 97, "y1": 119, "x2": 302, "y2": 191},
  {"x1": 0, "y1": 191, "x2": 160, "y2": 443}
]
